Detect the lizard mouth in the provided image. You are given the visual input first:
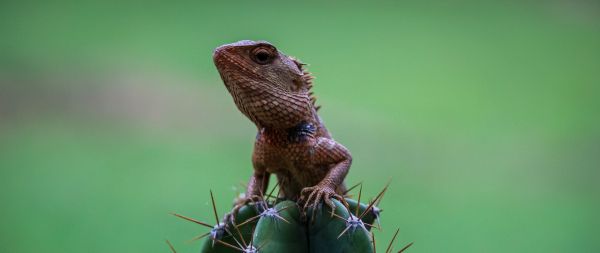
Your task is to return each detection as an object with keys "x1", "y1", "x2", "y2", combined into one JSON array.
[{"x1": 213, "y1": 49, "x2": 264, "y2": 83}]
